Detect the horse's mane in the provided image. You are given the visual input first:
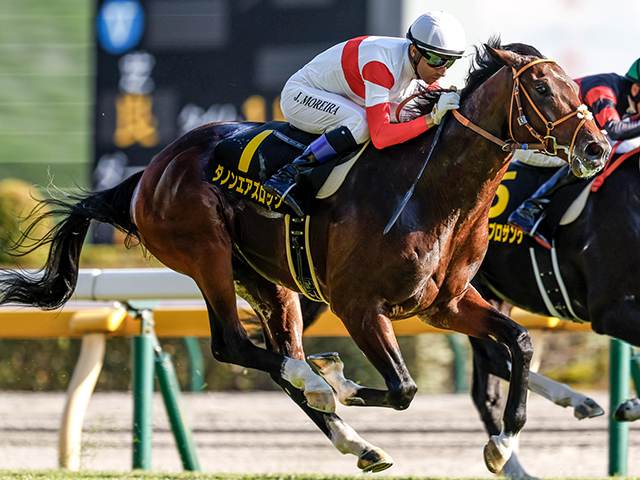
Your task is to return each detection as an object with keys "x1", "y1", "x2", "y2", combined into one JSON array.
[
  {"x1": 408, "y1": 36, "x2": 545, "y2": 117},
  {"x1": 462, "y1": 35, "x2": 545, "y2": 99}
]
